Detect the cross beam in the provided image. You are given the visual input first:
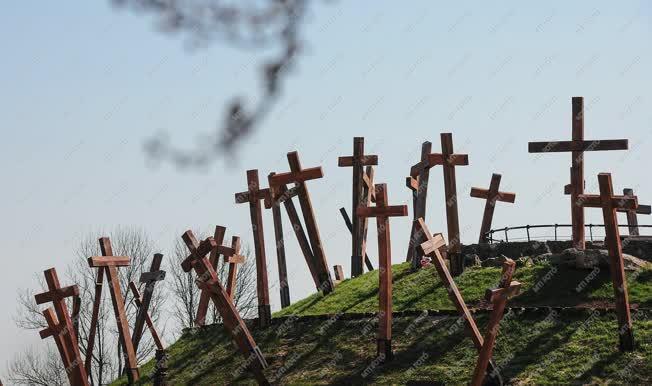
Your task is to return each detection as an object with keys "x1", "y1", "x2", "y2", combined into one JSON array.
[
  {"x1": 35, "y1": 268, "x2": 88, "y2": 386},
  {"x1": 338, "y1": 137, "x2": 379, "y2": 277},
  {"x1": 132, "y1": 253, "x2": 165, "y2": 355},
  {"x1": 270, "y1": 151, "x2": 334, "y2": 294},
  {"x1": 357, "y1": 183, "x2": 408, "y2": 361},
  {"x1": 470, "y1": 173, "x2": 516, "y2": 243},
  {"x1": 578, "y1": 173, "x2": 636, "y2": 351},
  {"x1": 266, "y1": 172, "x2": 291, "y2": 308},
  {"x1": 88, "y1": 237, "x2": 140, "y2": 382},
  {"x1": 471, "y1": 259, "x2": 521, "y2": 386},
  {"x1": 235, "y1": 169, "x2": 272, "y2": 327},
  {"x1": 195, "y1": 226, "x2": 227, "y2": 327},
  {"x1": 181, "y1": 230, "x2": 269, "y2": 384},
  {"x1": 528, "y1": 97, "x2": 628, "y2": 249}
]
